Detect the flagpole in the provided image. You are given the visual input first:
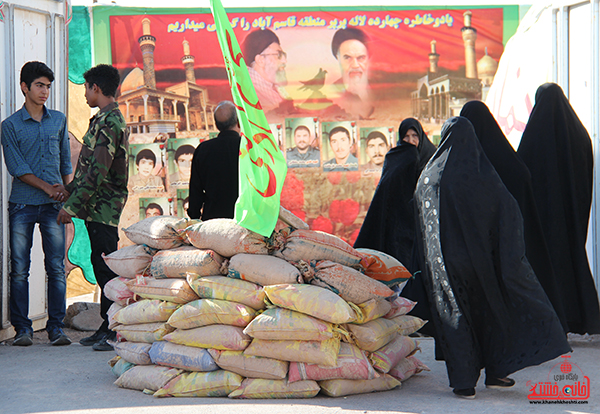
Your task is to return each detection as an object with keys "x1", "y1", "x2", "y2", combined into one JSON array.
[{"x1": 210, "y1": 0, "x2": 288, "y2": 237}]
